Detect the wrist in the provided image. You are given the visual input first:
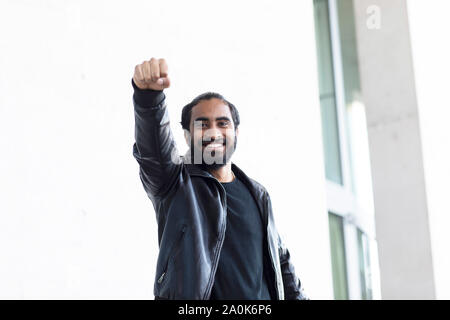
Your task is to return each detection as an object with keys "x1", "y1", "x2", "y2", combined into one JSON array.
[{"x1": 132, "y1": 78, "x2": 165, "y2": 107}]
